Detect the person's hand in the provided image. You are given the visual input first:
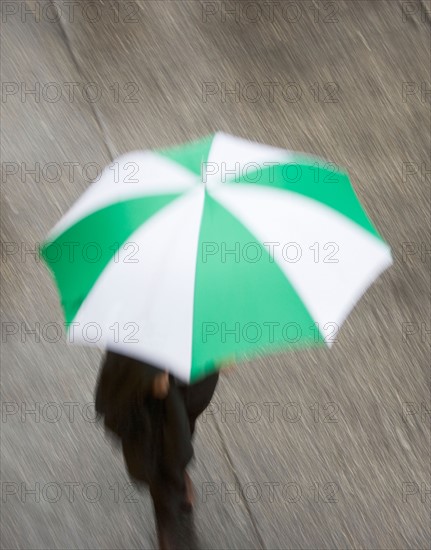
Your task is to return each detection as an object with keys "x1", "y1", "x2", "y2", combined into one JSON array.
[{"x1": 152, "y1": 371, "x2": 170, "y2": 399}]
